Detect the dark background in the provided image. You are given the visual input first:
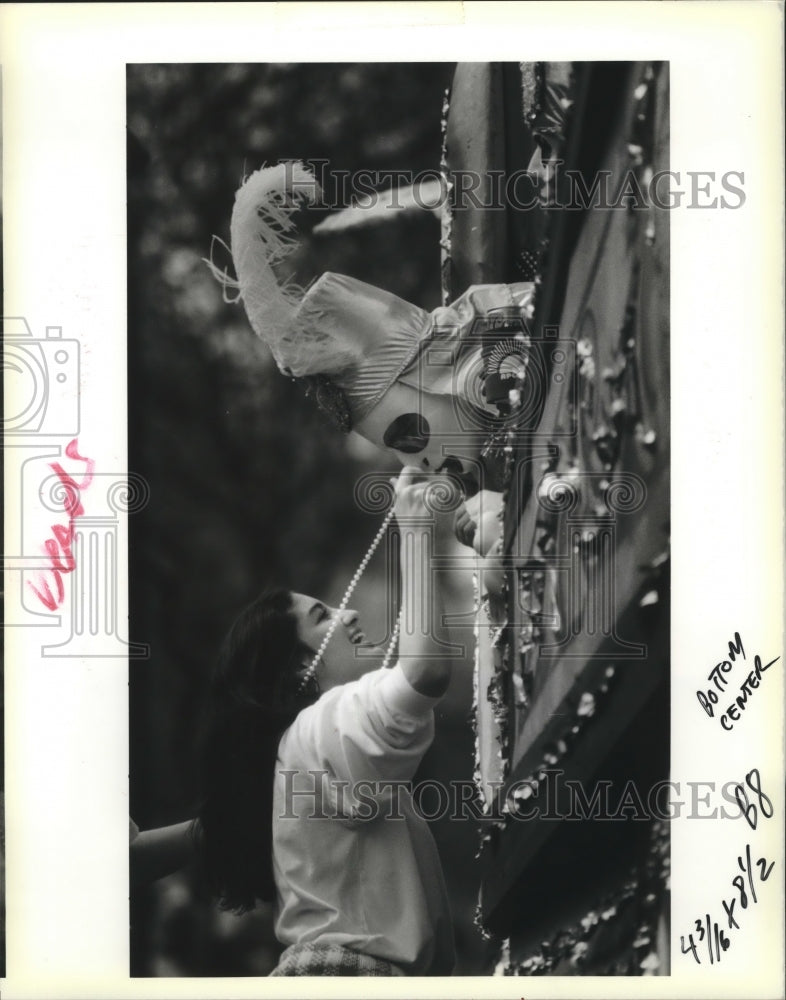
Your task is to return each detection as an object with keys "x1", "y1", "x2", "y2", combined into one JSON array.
[{"x1": 127, "y1": 62, "x2": 494, "y2": 976}]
